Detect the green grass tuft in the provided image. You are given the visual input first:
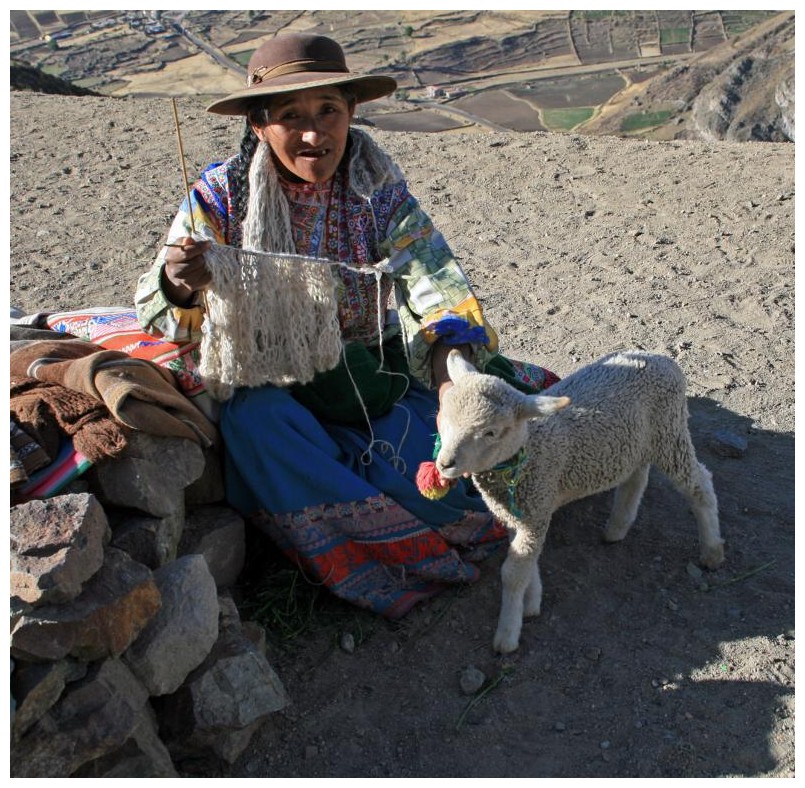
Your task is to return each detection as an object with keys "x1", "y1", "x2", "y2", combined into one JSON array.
[{"x1": 235, "y1": 536, "x2": 378, "y2": 653}]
